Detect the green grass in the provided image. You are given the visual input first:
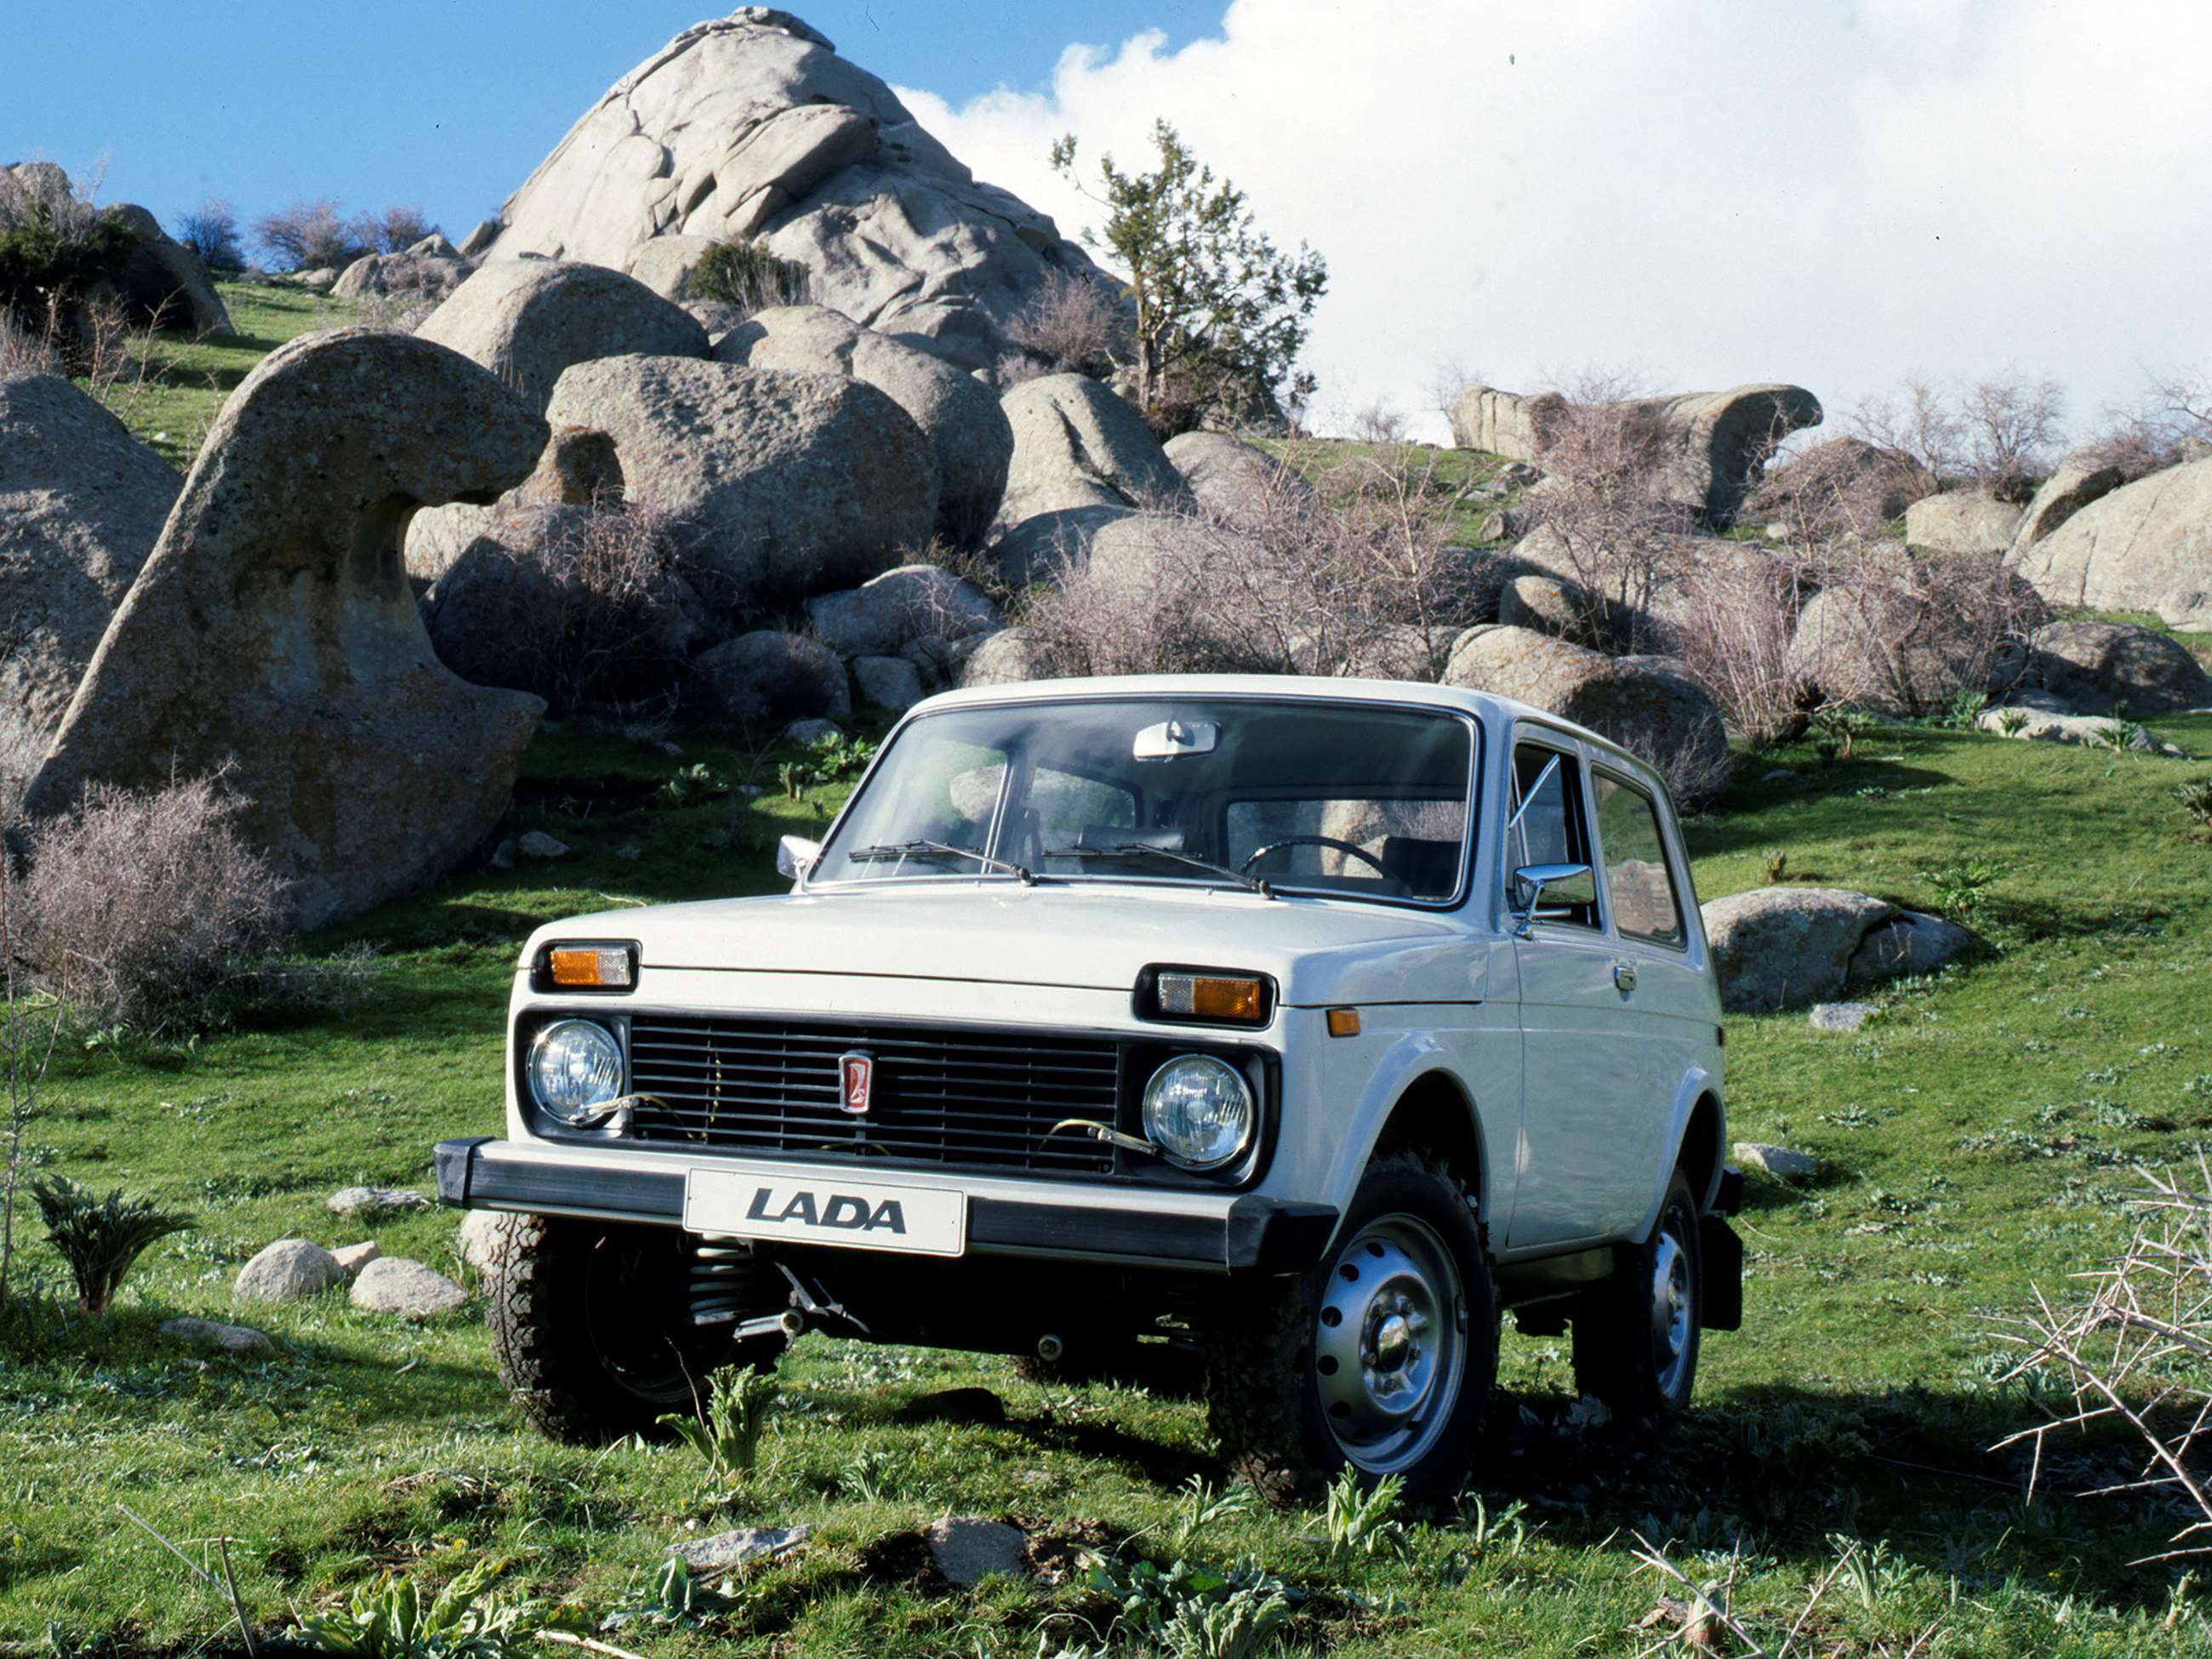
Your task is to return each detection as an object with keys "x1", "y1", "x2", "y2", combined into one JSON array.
[
  {"x1": 104, "y1": 280, "x2": 356, "y2": 469},
  {"x1": 8, "y1": 709, "x2": 2212, "y2": 1655}
]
